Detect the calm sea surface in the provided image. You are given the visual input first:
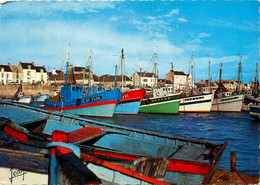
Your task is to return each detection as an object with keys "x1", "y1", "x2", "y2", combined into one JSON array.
[{"x1": 88, "y1": 112, "x2": 259, "y2": 176}]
